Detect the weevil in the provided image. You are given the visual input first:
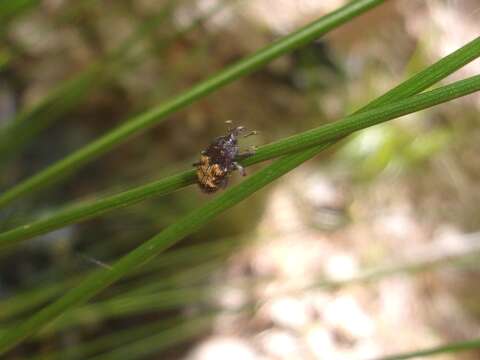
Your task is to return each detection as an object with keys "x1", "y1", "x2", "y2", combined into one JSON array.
[{"x1": 194, "y1": 124, "x2": 256, "y2": 193}]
